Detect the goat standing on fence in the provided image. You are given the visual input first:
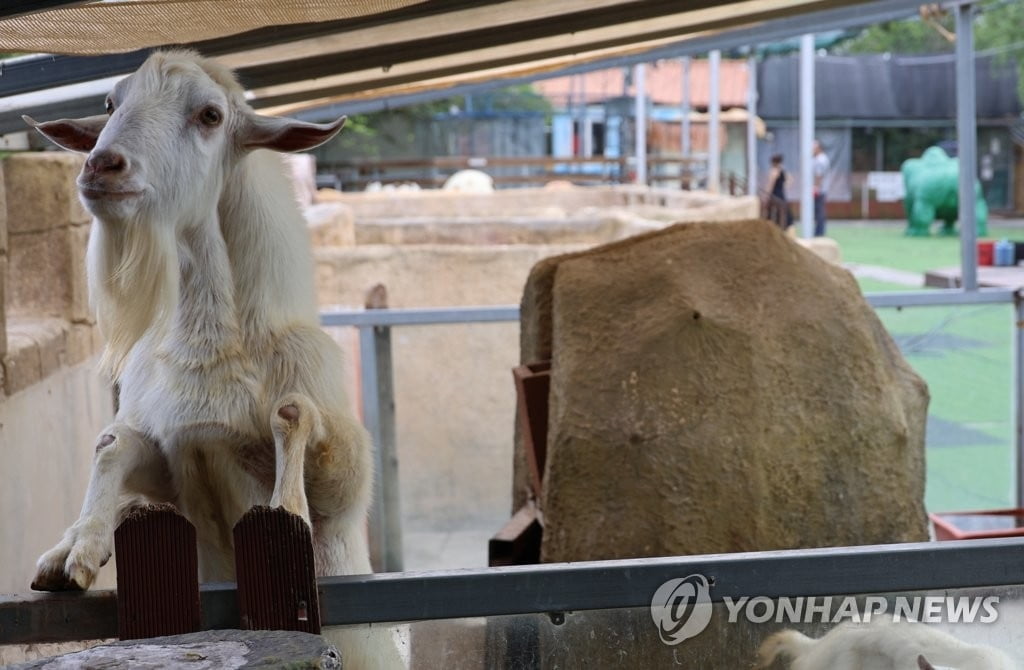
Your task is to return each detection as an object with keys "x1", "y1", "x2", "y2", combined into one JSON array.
[{"x1": 25, "y1": 51, "x2": 402, "y2": 669}]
